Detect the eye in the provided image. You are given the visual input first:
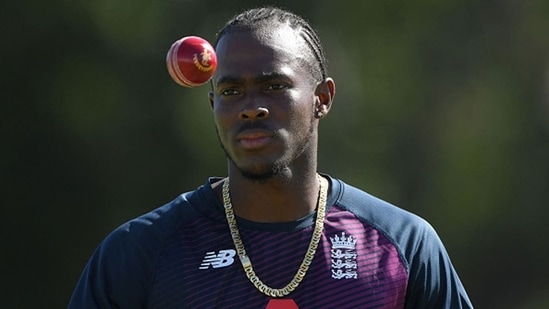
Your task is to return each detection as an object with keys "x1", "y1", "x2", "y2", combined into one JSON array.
[
  {"x1": 266, "y1": 83, "x2": 288, "y2": 91},
  {"x1": 220, "y1": 88, "x2": 241, "y2": 96}
]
